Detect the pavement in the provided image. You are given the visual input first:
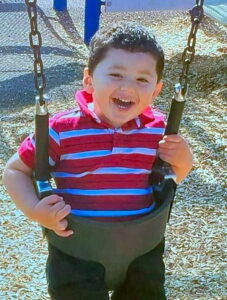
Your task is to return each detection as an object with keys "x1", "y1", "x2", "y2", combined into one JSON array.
[
  {"x1": 0, "y1": 0, "x2": 88, "y2": 111},
  {"x1": 0, "y1": 0, "x2": 226, "y2": 112}
]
